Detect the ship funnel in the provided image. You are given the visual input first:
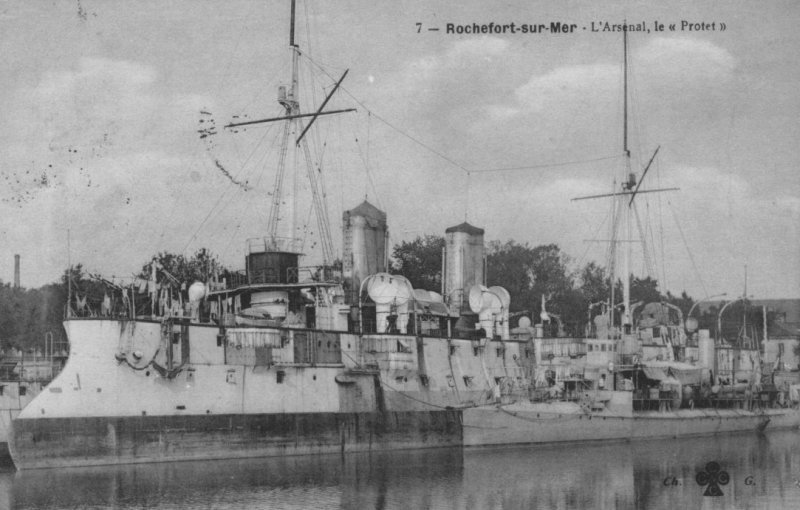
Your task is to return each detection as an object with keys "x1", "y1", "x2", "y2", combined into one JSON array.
[
  {"x1": 444, "y1": 222, "x2": 485, "y2": 314},
  {"x1": 343, "y1": 200, "x2": 387, "y2": 304}
]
